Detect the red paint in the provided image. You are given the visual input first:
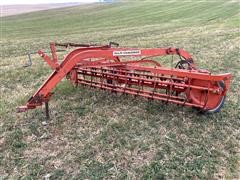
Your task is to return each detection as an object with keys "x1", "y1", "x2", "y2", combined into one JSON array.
[{"x1": 17, "y1": 42, "x2": 232, "y2": 113}]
